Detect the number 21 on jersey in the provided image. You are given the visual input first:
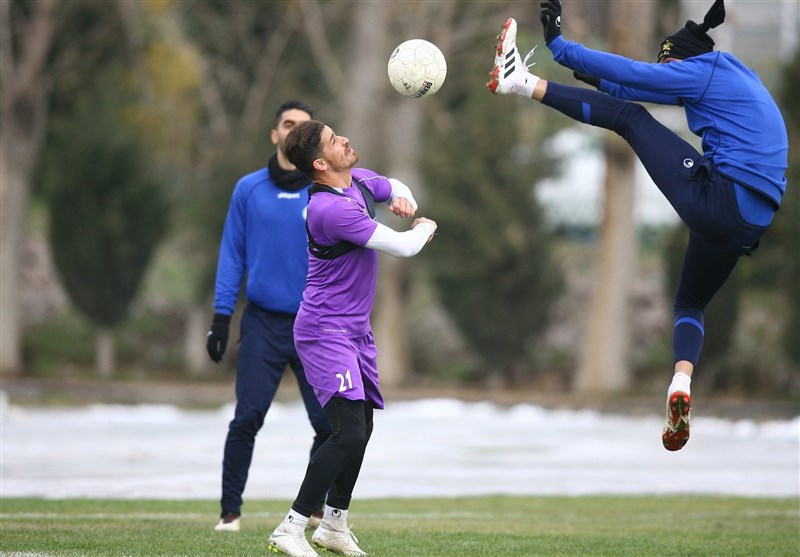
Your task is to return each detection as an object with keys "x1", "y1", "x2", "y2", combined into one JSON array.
[{"x1": 336, "y1": 370, "x2": 353, "y2": 392}]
